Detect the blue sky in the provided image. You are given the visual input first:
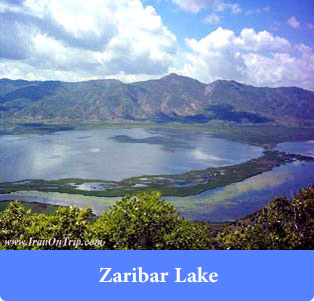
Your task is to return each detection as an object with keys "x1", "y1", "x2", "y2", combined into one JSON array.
[
  {"x1": 0, "y1": 0, "x2": 313, "y2": 90},
  {"x1": 149, "y1": 0, "x2": 314, "y2": 48}
]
